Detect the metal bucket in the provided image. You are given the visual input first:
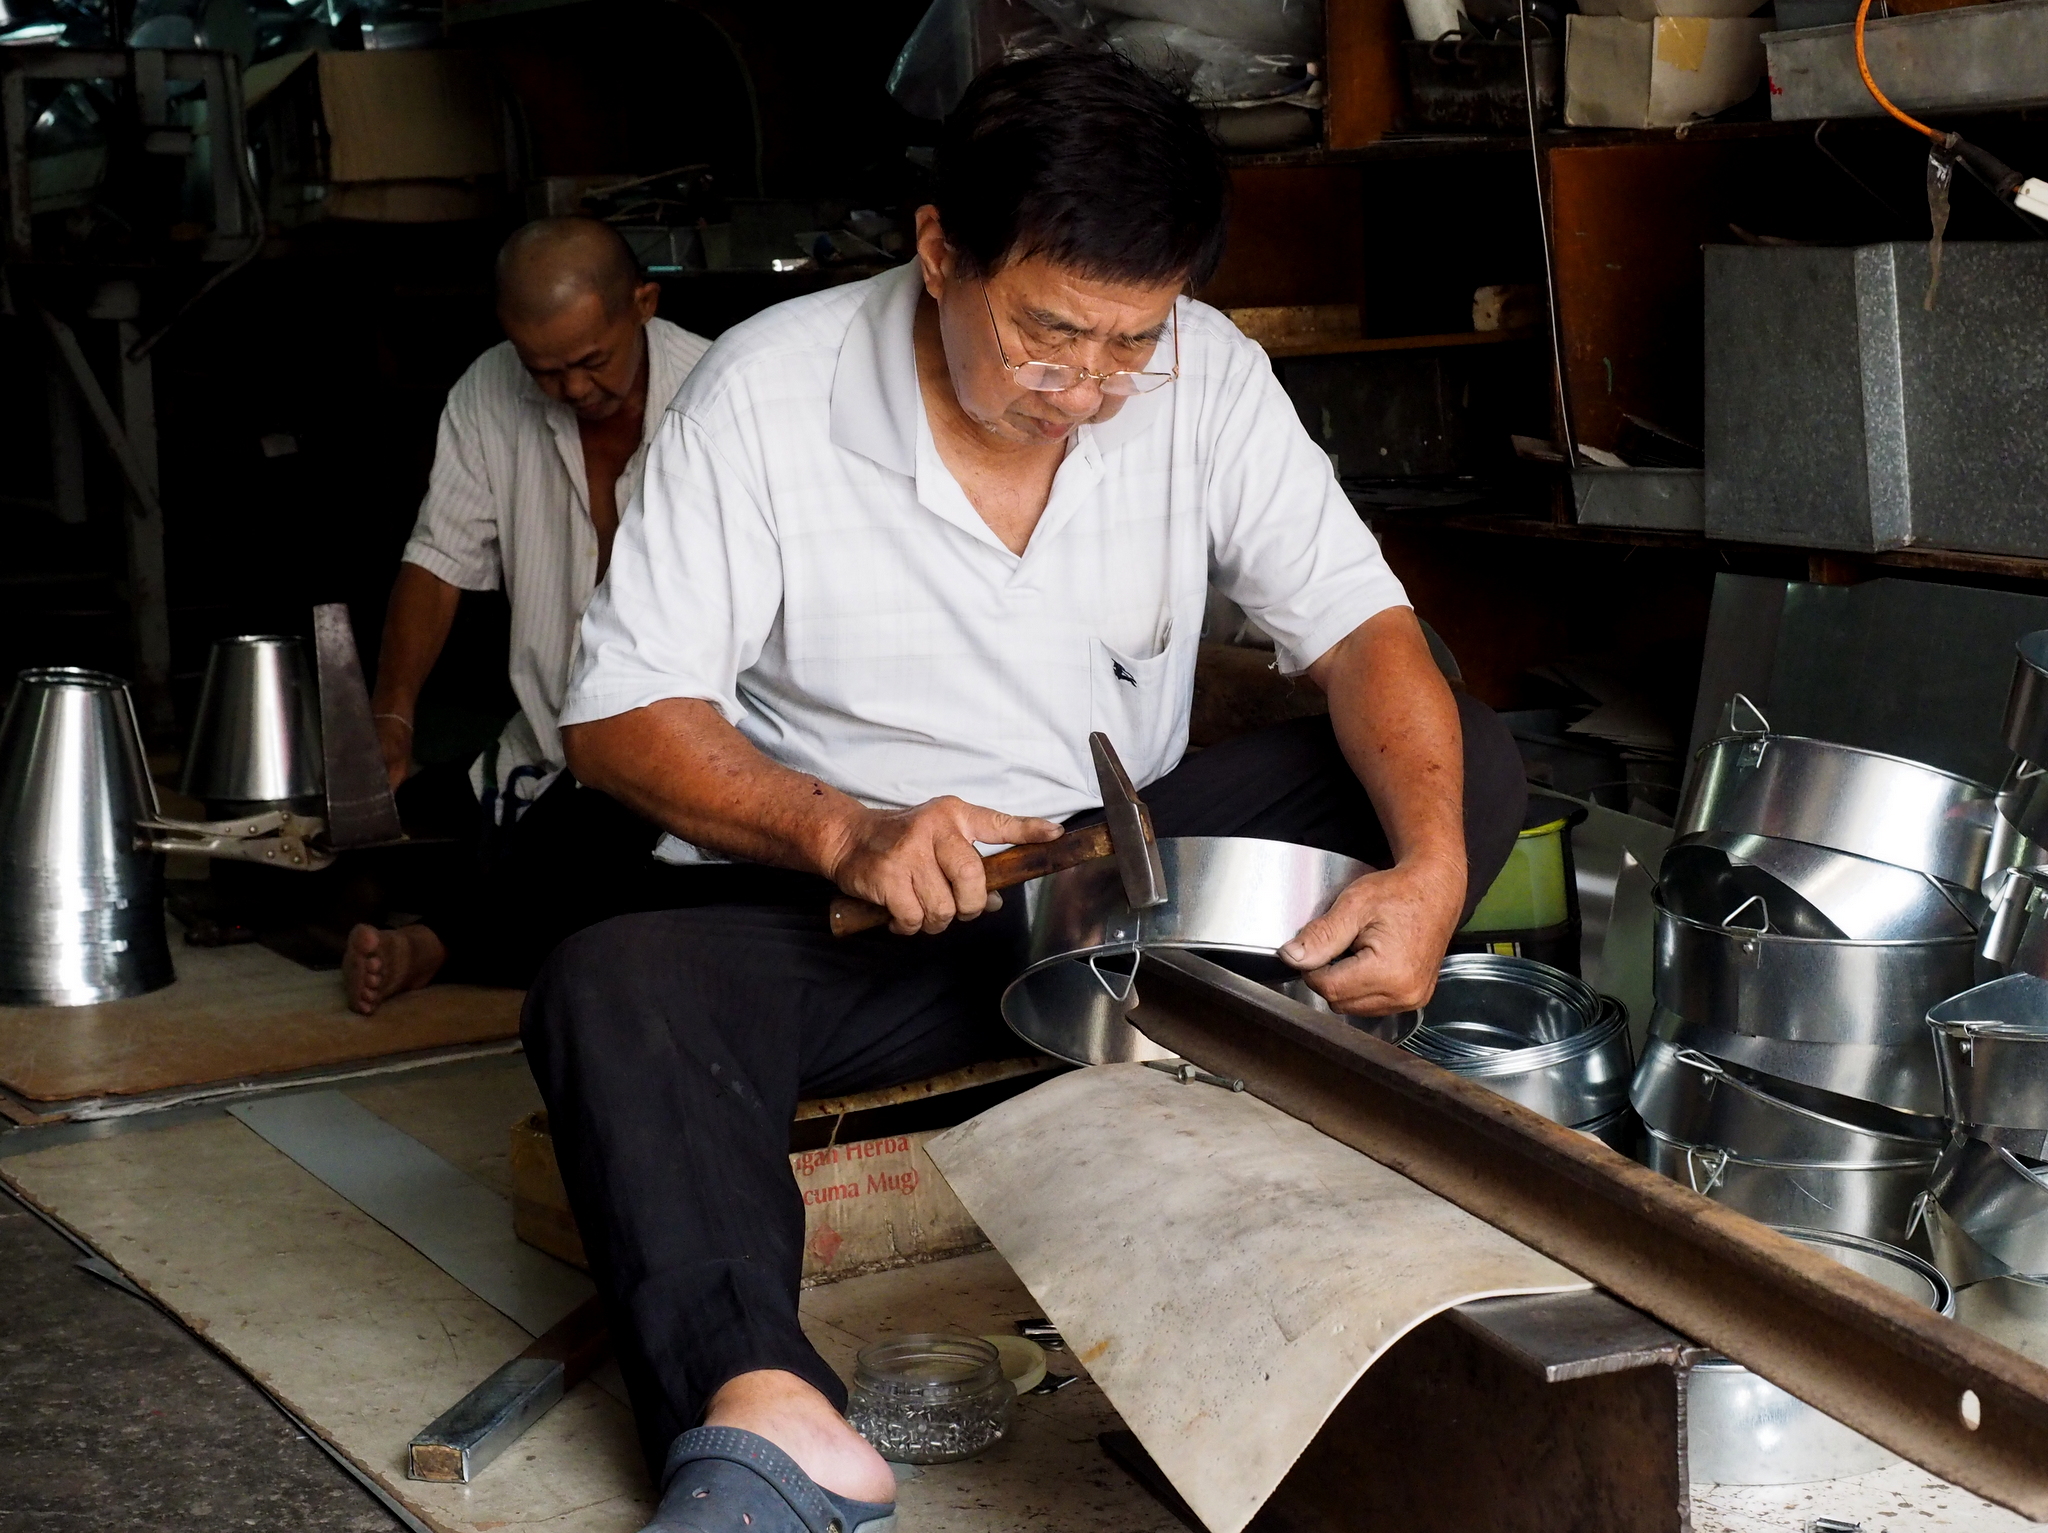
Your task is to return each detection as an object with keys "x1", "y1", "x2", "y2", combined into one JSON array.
[
  {"x1": 1575, "y1": 1103, "x2": 1641, "y2": 1154},
  {"x1": 0, "y1": 667, "x2": 172, "y2": 1005},
  {"x1": 1926, "y1": 1134, "x2": 2048, "y2": 1280},
  {"x1": 1977, "y1": 864, "x2": 2048, "y2": 980},
  {"x1": 2003, "y1": 631, "x2": 2048, "y2": 767},
  {"x1": 1402, "y1": 956, "x2": 1633, "y2": 1126},
  {"x1": 1997, "y1": 632, "x2": 2048, "y2": 848},
  {"x1": 1651, "y1": 890, "x2": 1977, "y2": 1049},
  {"x1": 1648, "y1": 1006, "x2": 1944, "y2": 1124},
  {"x1": 1000, "y1": 837, "x2": 1373, "y2": 1065},
  {"x1": 1686, "y1": 1227, "x2": 1953, "y2": 1485},
  {"x1": 1917, "y1": 1187, "x2": 2017, "y2": 1287},
  {"x1": 1678, "y1": 704, "x2": 1999, "y2": 891},
  {"x1": 179, "y1": 634, "x2": 323, "y2": 816},
  {"x1": 1648, "y1": 1008, "x2": 1944, "y2": 1121},
  {"x1": 1632, "y1": 1036, "x2": 1944, "y2": 1163},
  {"x1": 1661, "y1": 833, "x2": 1977, "y2": 941},
  {"x1": 1929, "y1": 974, "x2": 2048, "y2": 1156},
  {"x1": 1642, "y1": 1124, "x2": 1937, "y2": 1247},
  {"x1": 1954, "y1": 1272, "x2": 2048, "y2": 1366}
]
